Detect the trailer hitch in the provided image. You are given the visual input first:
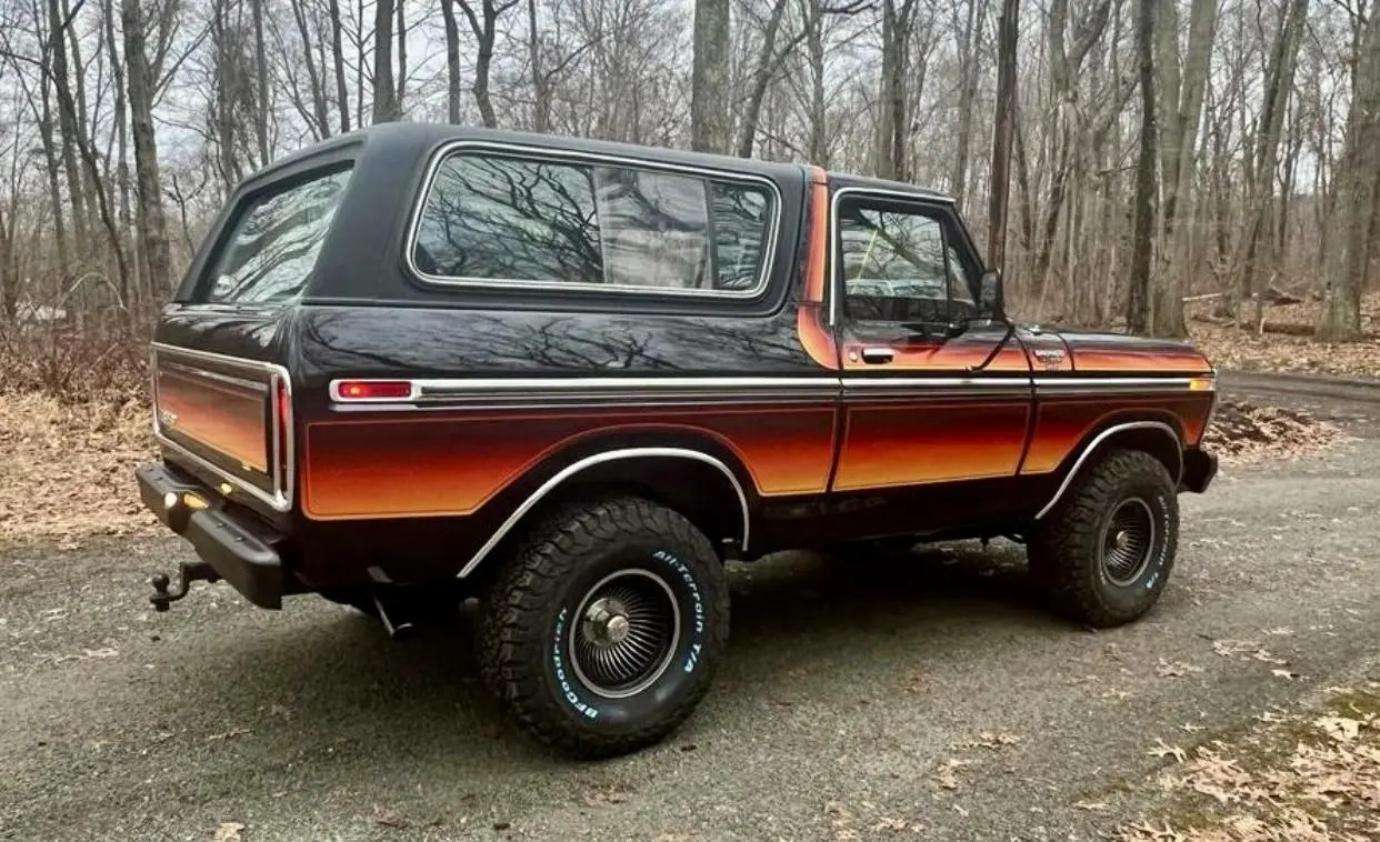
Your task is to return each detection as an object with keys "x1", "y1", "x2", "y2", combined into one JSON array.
[{"x1": 149, "y1": 561, "x2": 221, "y2": 612}]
